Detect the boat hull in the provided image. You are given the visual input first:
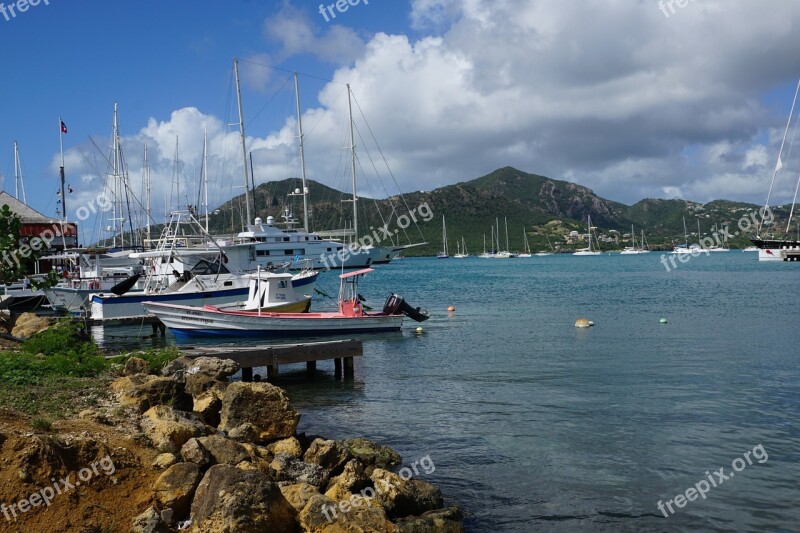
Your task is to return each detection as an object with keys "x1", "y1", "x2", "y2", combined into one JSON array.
[
  {"x1": 750, "y1": 238, "x2": 800, "y2": 262},
  {"x1": 143, "y1": 302, "x2": 404, "y2": 338}
]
